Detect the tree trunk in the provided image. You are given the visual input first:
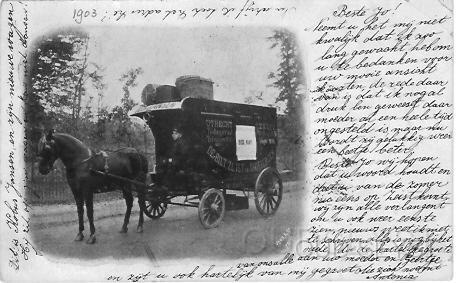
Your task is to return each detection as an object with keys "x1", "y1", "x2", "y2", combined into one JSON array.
[{"x1": 74, "y1": 38, "x2": 89, "y2": 129}]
